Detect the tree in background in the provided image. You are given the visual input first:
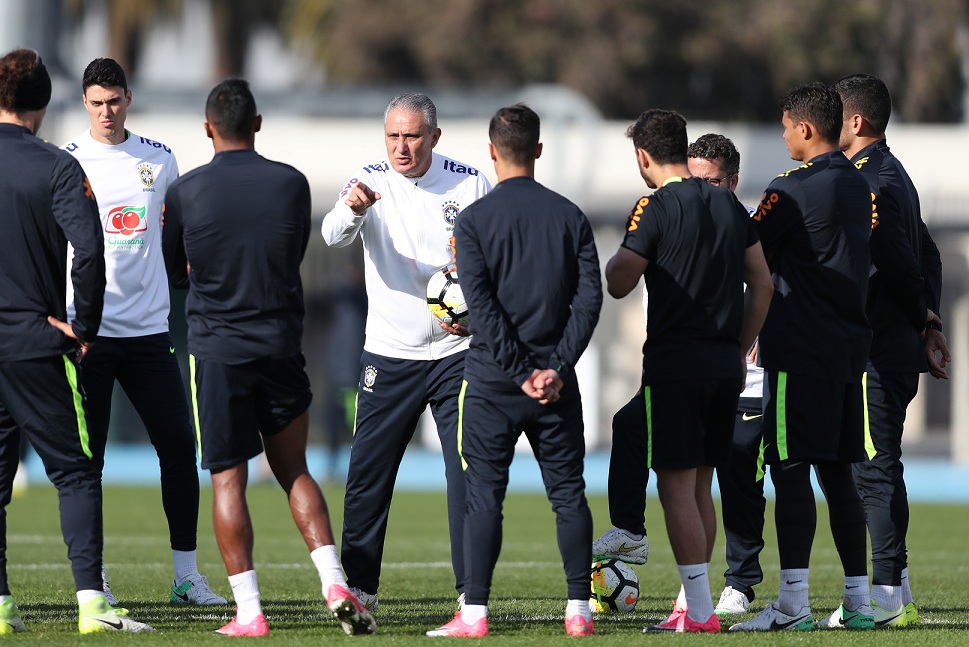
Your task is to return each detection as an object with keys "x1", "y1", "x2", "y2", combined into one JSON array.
[
  {"x1": 66, "y1": 0, "x2": 966, "y2": 123},
  {"x1": 280, "y1": 0, "x2": 965, "y2": 122}
]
